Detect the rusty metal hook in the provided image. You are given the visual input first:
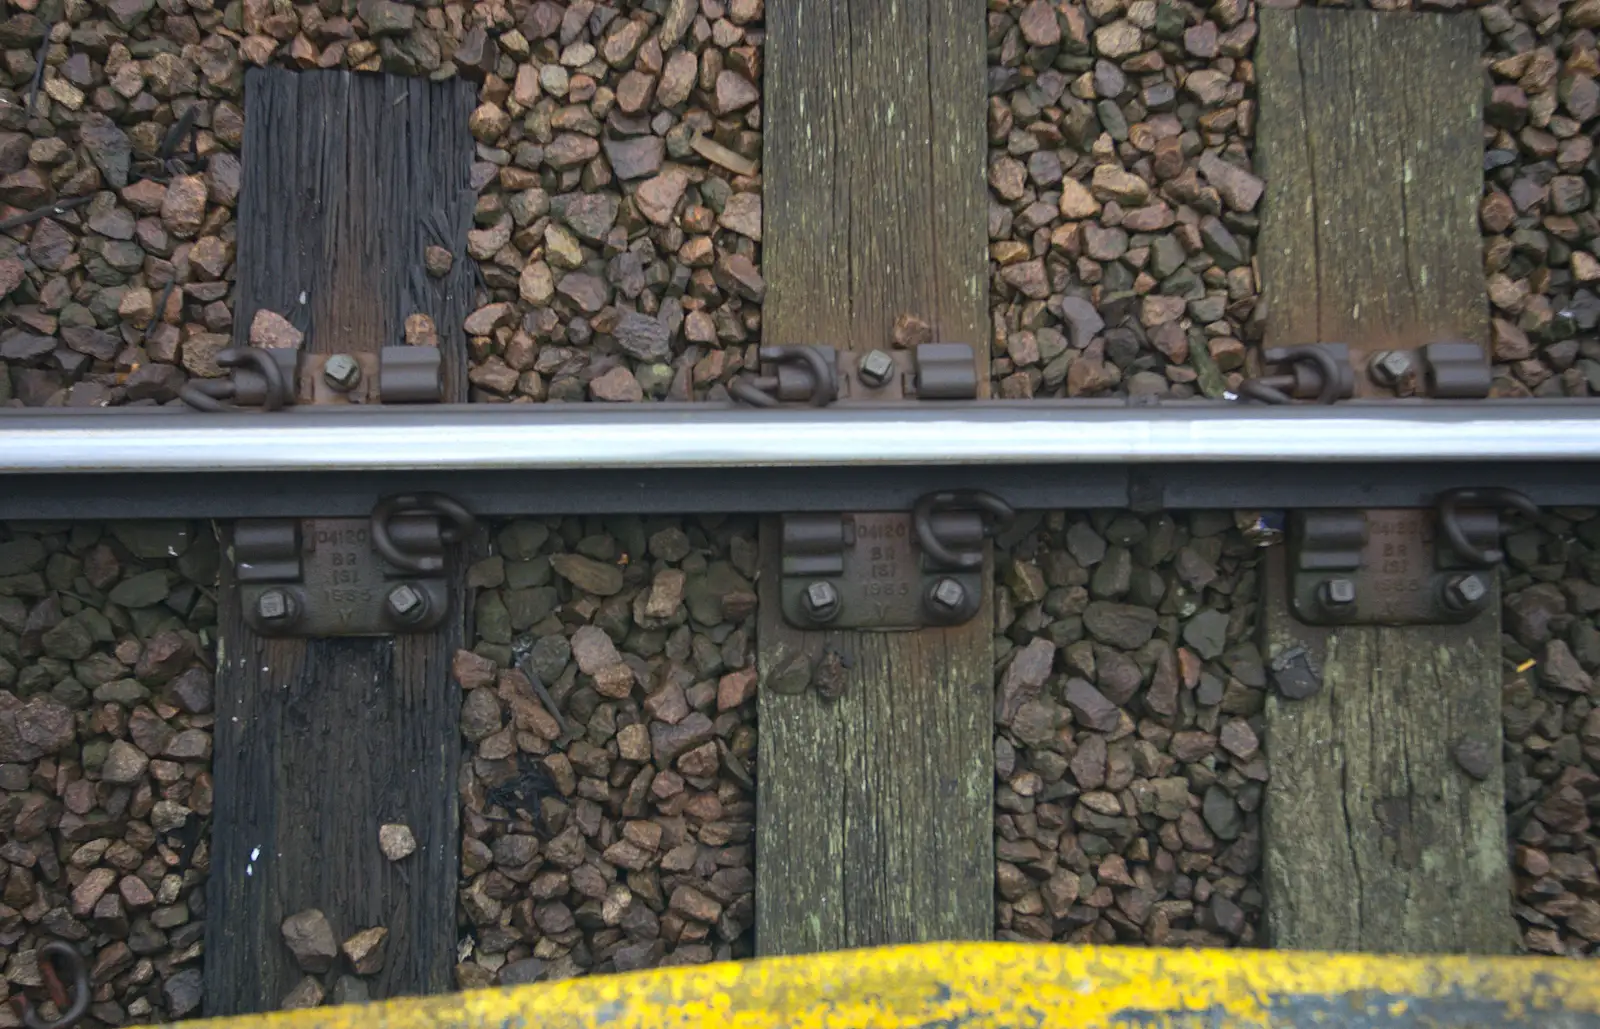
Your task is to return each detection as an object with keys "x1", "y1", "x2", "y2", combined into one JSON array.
[
  {"x1": 913, "y1": 490, "x2": 1015, "y2": 570},
  {"x1": 14, "y1": 943, "x2": 89, "y2": 1029},
  {"x1": 727, "y1": 376, "x2": 779, "y2": 406},
  {"x1": 218, "y1": 347, "x2": 291, "y2": 412},
  {"x1": 178, "y1": 347, "x2": 293, "y2": 413},
  {"x1": 1436, "y1": 487, "x2": 1539, "y2": 566},
  {"x1": 1237, "y1": 345, "x2": 1348, "y2": 405},
  {"x1": 730, "y1": 345, "x2": 838, "y2": 407},
  {"x1": 370, "y1": 493, "x2": 477, "y2": 574},
  {"x1": 177, "y1": 377, "x2": 235, "y2": 412}
]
